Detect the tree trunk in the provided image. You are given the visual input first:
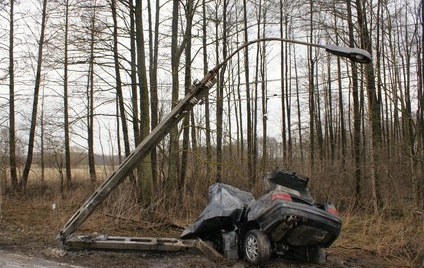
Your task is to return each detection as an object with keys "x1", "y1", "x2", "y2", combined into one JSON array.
[
  {"x1": 135, "y1": 0, "x2": 152, "y2": 204},
  {"x1": 261, "y1": 7, "x2": 267, "y2": 175},
  {"x1": 279, "y1": 0, "x2": 287, "y2": 163},
  {"x1": 147, "y1": 0, "x2": 160, "y2": 187},
  {"x1": 314, "y1": 66, "x2": 324, "y2": 161},
  {"x1": 40, "y1": 88, "x2": 45, "y2": 184},
  {"x1": 334, "y1": 16, "x2": 346, "y2": 167},
  {"x1": 111, "y1": 0, "x2": 131, "y2": 172},
  {"x1": 399, "y1": 4, "x2": 418, "y2": 206},
  {"x1": 115, "y1": 96, "x2": 122, "y2": 165},
  {"x1": 236, "y1": 31, "x2": 244, "y2": 162},
  {"x1": 285, "y1": 20, "x2": 293, "y2": 163},
  {"x1": 180, "y1": 0, "x2": 194, "y2": 193},
  {"x1": 243, "y1": 0, "x2": 253, "y2": 186},
  {"x1": 168, "y1": 0, "x2": 191, "y2": 199},
  {"x1": 252, "y1": 0, "x2": 262, "y2": 185},
  {"x1": 326, "y1": 54, "x2": 335, "y2": 163},
  {"x1": 356, "y1": 0, "x2": 382, "y2": 211},
  {"x1": 87, "y1": 5, "x2": 97, "y2": 183},
  {"x1": 63, "y1": 0, "x2": 72, "y2": 189},
  {"x1": 216, "y1": 0, "x2": 227, "y2": 183},
  {"x1": 419, "y1": 0, "x2": 424, "y2": 209},
  {"x1": 21, "y1": 0, "x2": 48, "y2": 192},
  {"x1": 294, "y1": 49, "x2": 304, "y2": 164},
  {"x1": 129, "y1": 0, "x2": 139, "y2": 146},
  {"x1": 168, "y1": 0, "x2": 181, "y2": 192},
  {"x1": 202, "y1": 0, "x2": 212, "y2": 179},
  {"x1": 308, "y1": 0, "x2": 315, "y2": 172},
  {"x1": 347, "y1": 0, "x2": 361, "y2": 206},
  {"x1": 8, "y1": 0, "x2": 18, "y2": 192}
]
